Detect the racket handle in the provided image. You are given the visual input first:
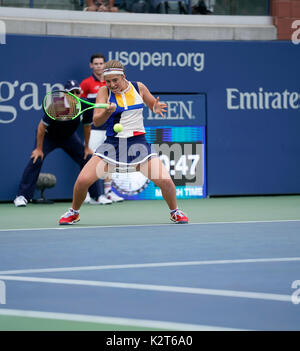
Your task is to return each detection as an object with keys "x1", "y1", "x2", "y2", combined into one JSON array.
[{"x1": 95, "y1": 103, "x2": 109, "y2": 108}]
